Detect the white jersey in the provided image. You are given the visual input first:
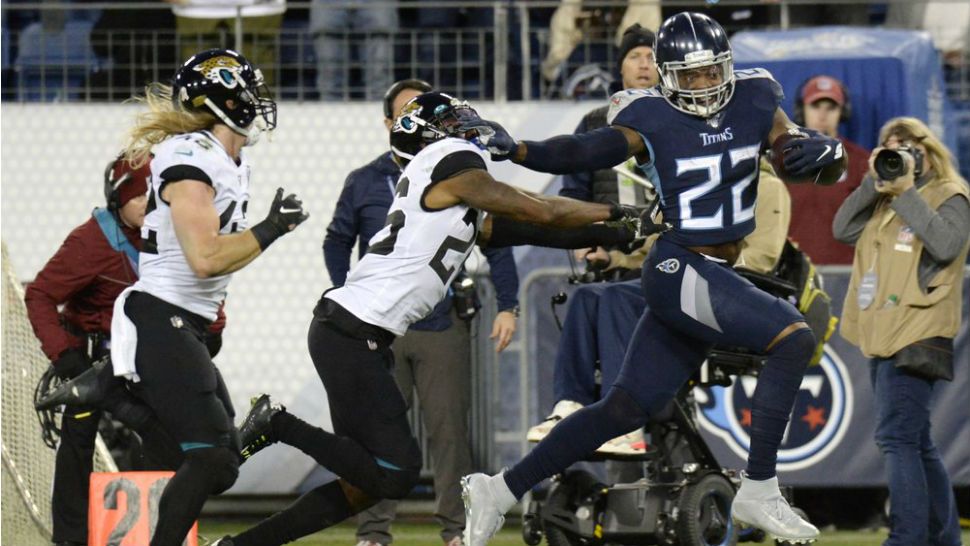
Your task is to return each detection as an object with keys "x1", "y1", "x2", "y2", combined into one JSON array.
[
  {"x1": 135, "y1": 130, "x2": 251, "y2": 320},
  {"x1": 327, "y1": 138, "x2": 488, "y2": 336}
]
